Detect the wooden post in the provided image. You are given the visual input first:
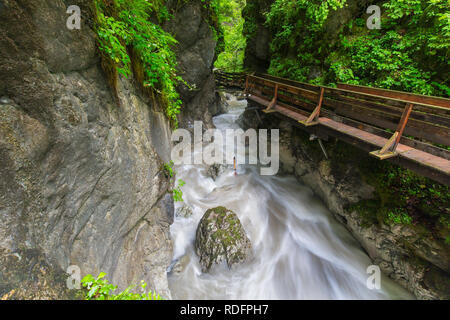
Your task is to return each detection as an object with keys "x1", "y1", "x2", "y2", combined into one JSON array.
[
  {"x1": 264, "y1": 83, "x2": 278, "y2": 113},
  {"x1": 244, "y1": 76, "x2": 249, "y2": 96},
  {"x1": 299, "y1": 87, "x2": 324, "y2": 126},
  {"x1": 370, "y1": 103, "x2": 414, "y2": 160},
  {"x1": 393, "y1": 103, "x2": 413, "y2": 151}
]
